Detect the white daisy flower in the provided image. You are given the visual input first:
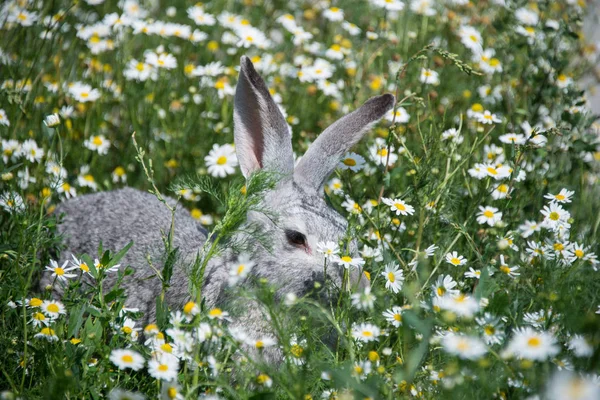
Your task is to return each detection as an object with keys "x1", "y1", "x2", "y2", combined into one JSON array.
[
  {"x1": 323, "y1": 7, "x2": 344, "y2": 21},
  {"x1": 381, "y1": 263, "x2": 404, "y2": 294},
  {"x1": 148, "y1": 353, "x2": 179, "y2": 381},
  {"x1": 385, "y1": 107, "x2": 410, "y2": 123},
  {"x1": 382, "y1": 197, "x2": 415, "y2": 216},
  {"x1": 351, "y1": 323, "x2": 380, "y2": 343},
  {"x1": 445, "y1": 251, "x2": 467, "y2": 267},
  {"x1": 41, "y1": 299, "x2": 66, "y2": 319},
  {"x1": 44, "y1": 259, "x2": 77, "y2": 282},
  {"x1": 506, "y1": 327, "x2": 559, "y2": 361},
  {"x1": 316, "y1": 241, "x2": 340, "y2": 259},
  {"x1": 477, "y1": 110, "x2": 502, "y2": 125},
  {"x1": 84, "y1": 135, "x2": 111, "y2": 155},
  {"x1": 68, "y1": 82, "x2": 101, "y2": 102},
  {"x1": 339, "y1": 152, "x2": 366, "y2": 172},
  {"x1": 441, "y1": 333, "x2": 487, "y2": 360},
  {"x1": 109, "y1": 349, "x2": 145, "y2": 371},
  {"x1": 34, "y1": 327, "x2": 58, "y2": 341},
  {"x1": 476, "y1": 205, "x2": 503, "y2": 226},
  {"x1": 228, "y1": 253, "x2": 255, "y2": 286},
  {"x1": 432, "y1": 274, "x2": 459, "y2": 297},
  {"x1": 333, "y1": 255, "x2": 365, "y2": 270},
  {"x1": 382, "y1": 306, "x2": 404, "y2": 327},
  {"x1": 544, "y1": 188, "x2": 574, "y2": 204},
  {"x1": 419, "y1": 68, "x2": 439, "y2": 85},
  {"x1": 351, "y1": 286, "x2": 376, "y2": 310},
  {"x1": 204, "y1": 143, "x2": 238, "y2": 178}
]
